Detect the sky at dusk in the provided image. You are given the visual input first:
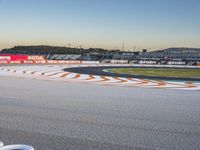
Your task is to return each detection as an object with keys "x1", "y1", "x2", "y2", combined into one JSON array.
[{"x1": 0, "y1": 0, "x2": 200, "y2": 50}]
